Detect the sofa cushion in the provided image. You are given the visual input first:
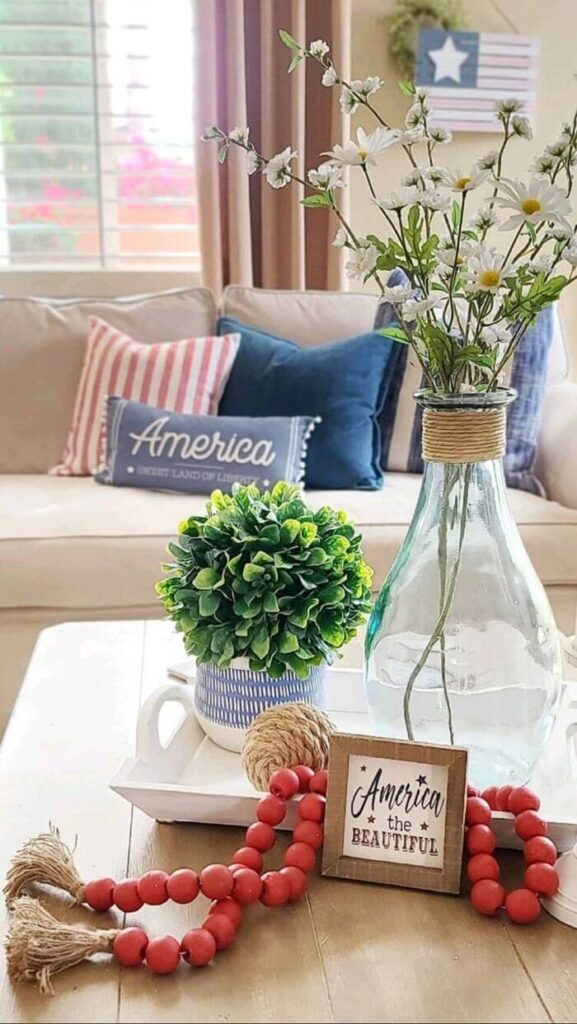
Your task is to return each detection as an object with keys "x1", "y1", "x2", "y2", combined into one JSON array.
[
  {"x1": 217, "y1": 317, "x2": 396, "y2": 489},
  {"x1": 52, "y1": 317, "x2": 239, "y2": 476},
  {"x1": 220, "y1": 285, "x2": 377, "y2": 346},
  {"x1": 1, "y1": 475, "x2": 576, "y2": 612},
  {"x1": 0, "y1": 288, "x2": 217, "y2": 475}
]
